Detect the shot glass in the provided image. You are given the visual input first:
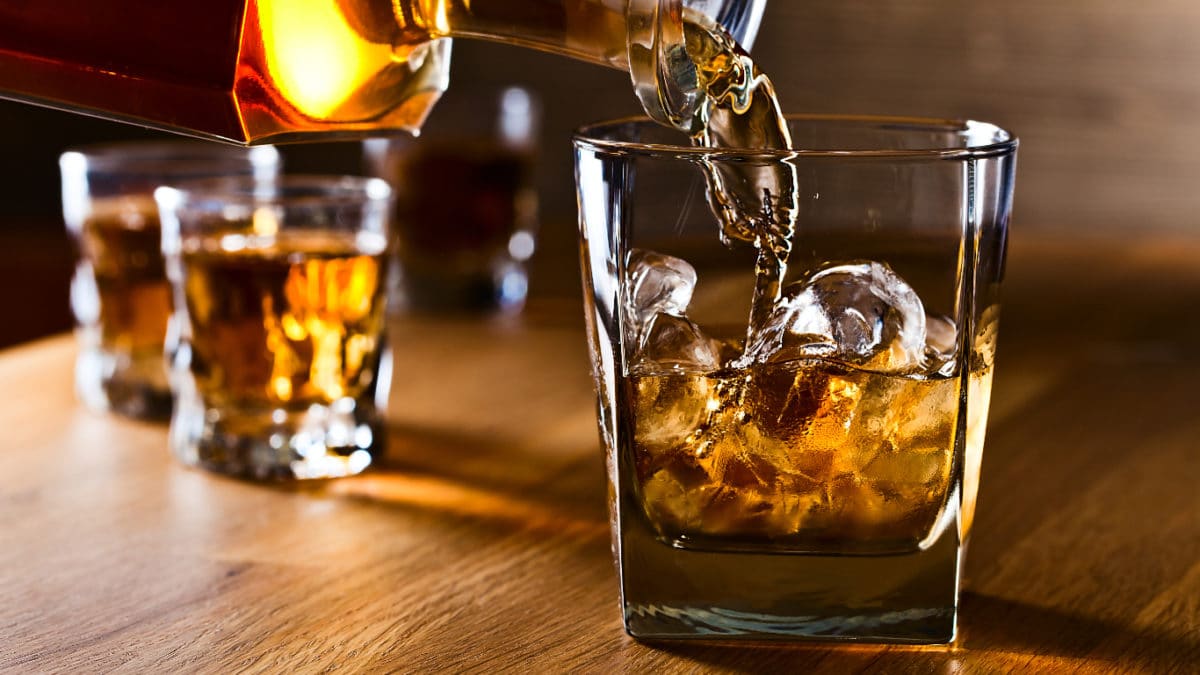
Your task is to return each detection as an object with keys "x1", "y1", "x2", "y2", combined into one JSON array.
[
  {"x1": 60, "y1": 142, "x2": 280, "y2": 420},
  {"x1": 364, "y1": 85, "x2": 540, "y2": 313},
  {"x1": 156, "y1": 176, "x2": 393, "y2": 480},
  {"x1": 574, "y1": 115, "x2": 1017, "y2": 643}
]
